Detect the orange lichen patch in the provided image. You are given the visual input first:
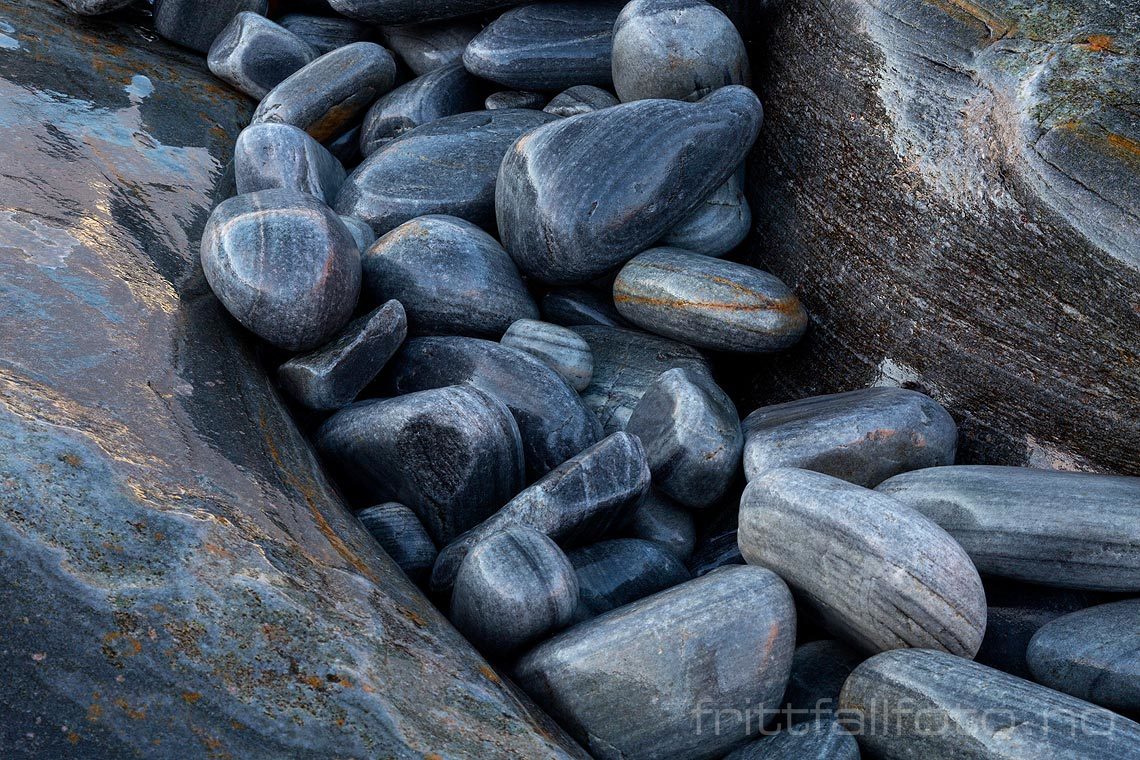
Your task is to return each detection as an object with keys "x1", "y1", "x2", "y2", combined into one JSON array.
[
  {"x1": 68, "y1": 732, "x2": 81, "y2": 745},
  {"x1": 1083, "y1": 34, "x2": 1116, "y2": 52},
  {"x1": 479, "y1": 664, "x2": 502, "y2": 685},
  {"x1": 202, "y1": 543, "x2": 235, "y2": 559},
  {"x1": 182, "y1": 692, "x2": 202, "y2": 705},
  {"x1": 1106, "y1": 132, "x2": 1140, "y2": 160},
  {"x1": 301, "y1": 675, "x2": 326, "y2": 690},
  {"x1": 86, "y1": 699, "x2": 104, "y2": 723},
  {"x1": 425, "y1": 754, "x2": 444, "y2": 760},
  {"x1": 114, "y1": 698, "x2": 147, "y2": 720},
  {"x1": 926, "y1": 0, "x2": 1013, "y2": 41},
  {"x1": 60, "y1": 452, "x2": 83, "y2": 467},
  {"x1": 399, "y1": 606, "x2": 428, "y2": 628},
  {"x1": 102, "y1": 631, "x2": 142, "y2": 660}
]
